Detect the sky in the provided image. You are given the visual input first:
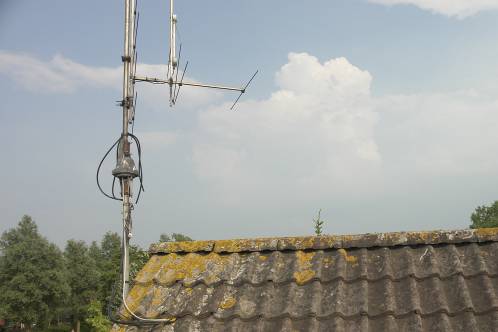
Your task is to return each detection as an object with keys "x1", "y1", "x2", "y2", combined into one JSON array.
[{"x1": 2, "y1": 0, "x2": 498, "y2": 248}]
